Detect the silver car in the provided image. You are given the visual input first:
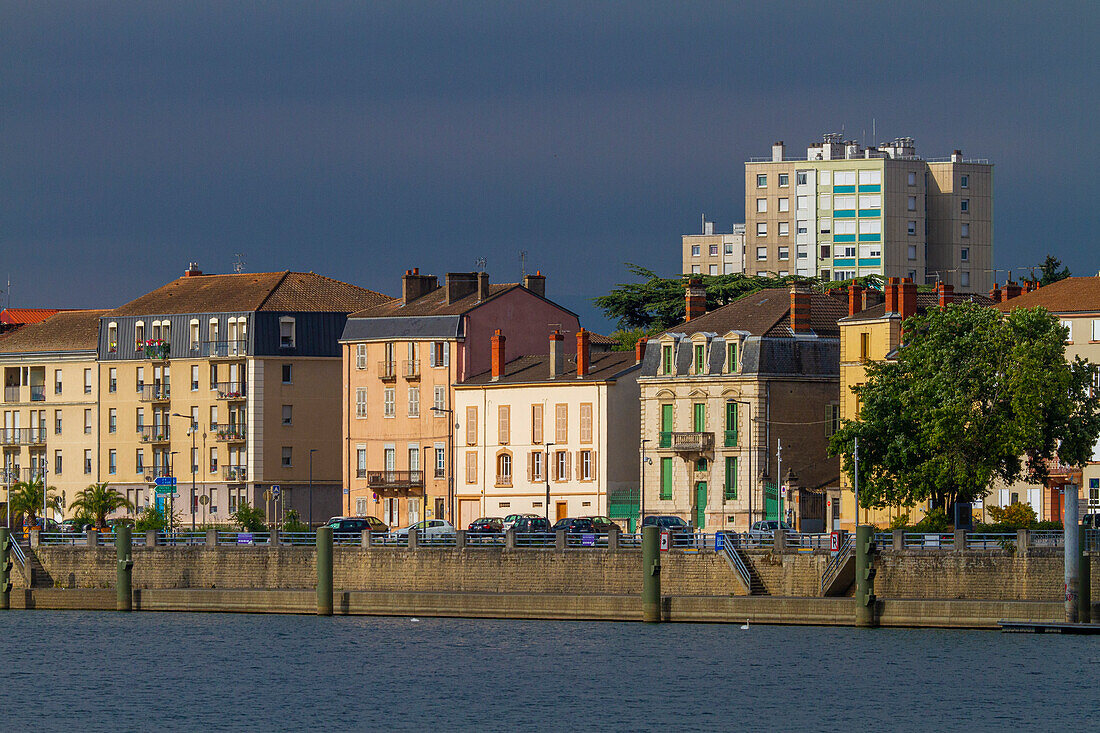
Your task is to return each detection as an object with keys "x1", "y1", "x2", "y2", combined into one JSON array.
[{"x1": 394, "y1": 519, "x2": 456, "y2": 539}]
